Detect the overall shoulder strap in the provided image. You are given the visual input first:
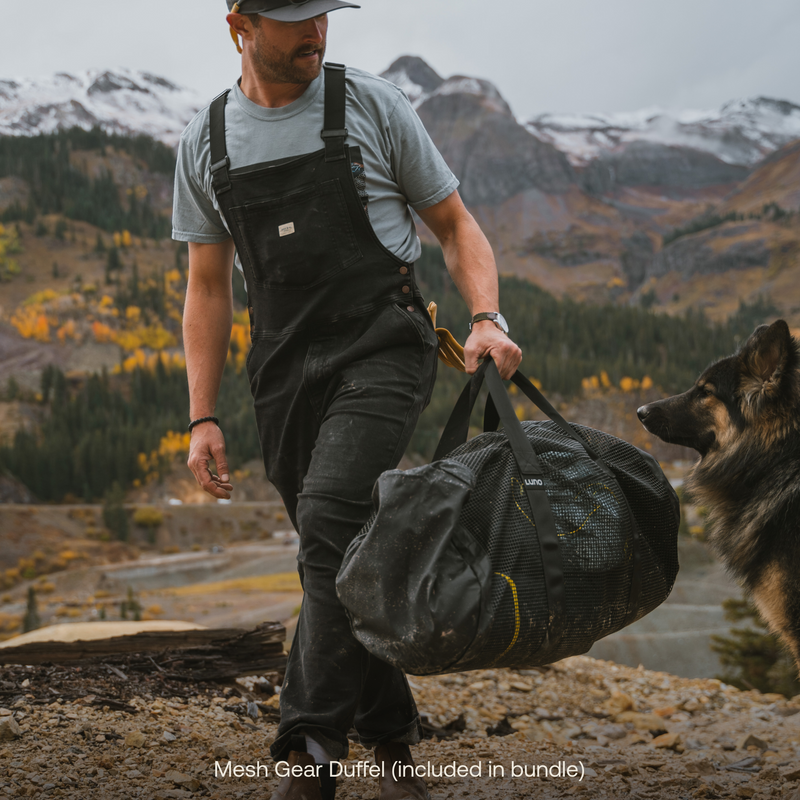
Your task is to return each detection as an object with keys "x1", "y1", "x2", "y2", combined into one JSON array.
[
  {"x1": 321, "y1": 62, "x2": 347, "y2": 162},
  {"x1": 209, "y1": 89, "x2": 232, "y2": 196}
]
